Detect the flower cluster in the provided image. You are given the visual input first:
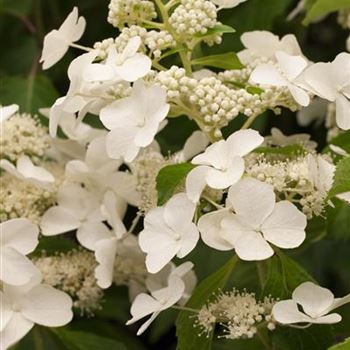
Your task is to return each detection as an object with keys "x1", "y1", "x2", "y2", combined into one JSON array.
[{"x1": 195, "y1": 289, "x2": 276, "y2": 339}]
